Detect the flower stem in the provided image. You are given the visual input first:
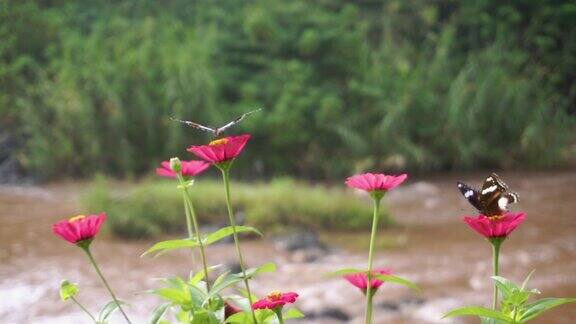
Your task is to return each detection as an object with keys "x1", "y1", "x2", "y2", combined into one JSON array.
[
  {"x1": 71, "y1": 296, "x2": 96, "y2": 322},
  {"x1": 491, "y1": 239, "x2": 502, "y2": 310},
  {"x1": 177, "y1": 175, "x2": 211, "y2": 291},
  {"x1": 221, "y1": 167, "x2": 257, "y2": 324},
  {"x1": 81, "y1": 247, "x2": 131, "y2": 324},
  {"x1": 365, "y1": 196, "x2": 382, "y2": 324},
  {"x1": 274, "y1": 308, "x2": 285, "y2": 324}
]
